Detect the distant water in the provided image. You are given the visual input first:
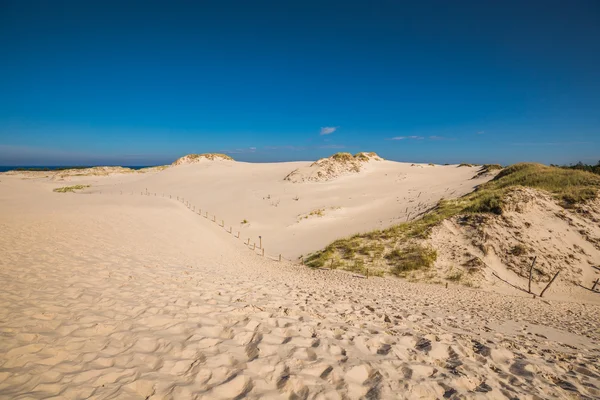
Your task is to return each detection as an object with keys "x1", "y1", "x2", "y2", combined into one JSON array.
[{"x1": 0, "y1": 166, "x2": 154, "y2": 173}]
